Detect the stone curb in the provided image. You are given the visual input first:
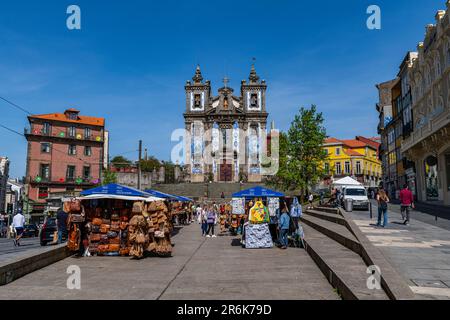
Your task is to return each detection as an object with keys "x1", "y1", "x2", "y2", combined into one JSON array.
[
  {"x1": 0, "y1": 244, "x2": 72, "y2": 286},
  {"x1": 305, "y1": 209, "x2": 347, "y2": 226},
  {"x1": 300, "y1": 215, "x2": 362, "y2": 255},
  {"x1": 302, "y1": 225, "x2": 356, "y2": 300},
  {"x1": 339, "y1": 208, "x2": 416, "y2": 300}
]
